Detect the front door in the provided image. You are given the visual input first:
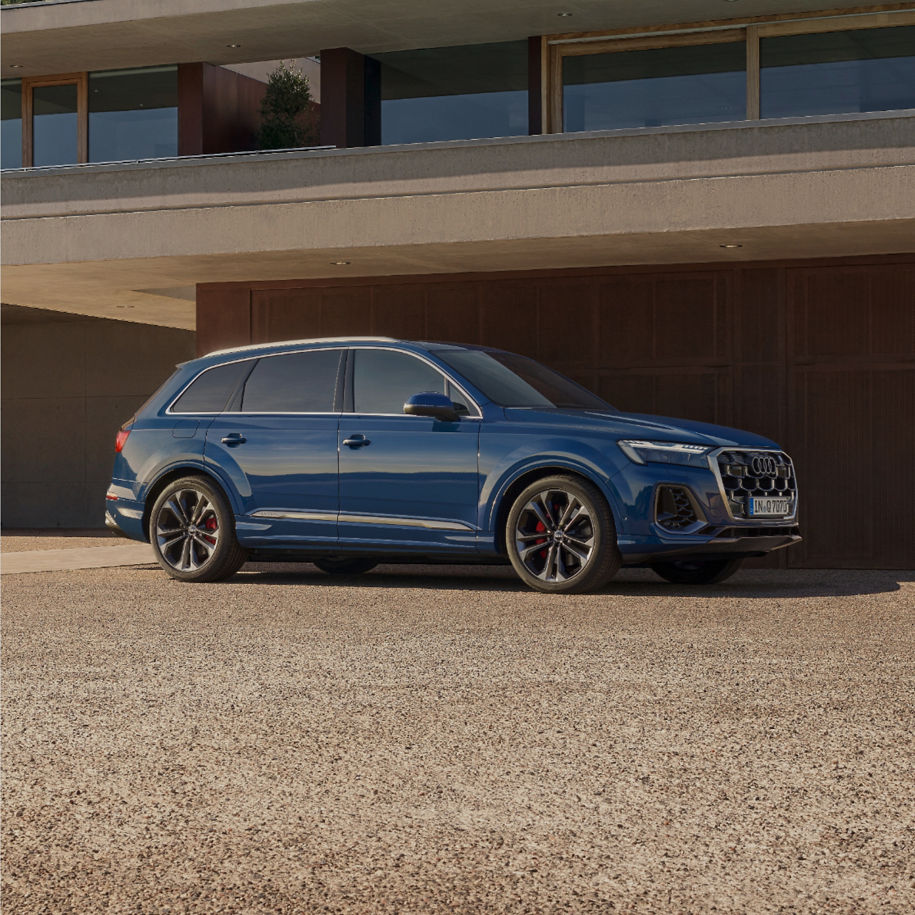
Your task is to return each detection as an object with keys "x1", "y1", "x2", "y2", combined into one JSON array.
[{"x1": 337, "y1": 347, "x2": 480, "y2": 552}]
